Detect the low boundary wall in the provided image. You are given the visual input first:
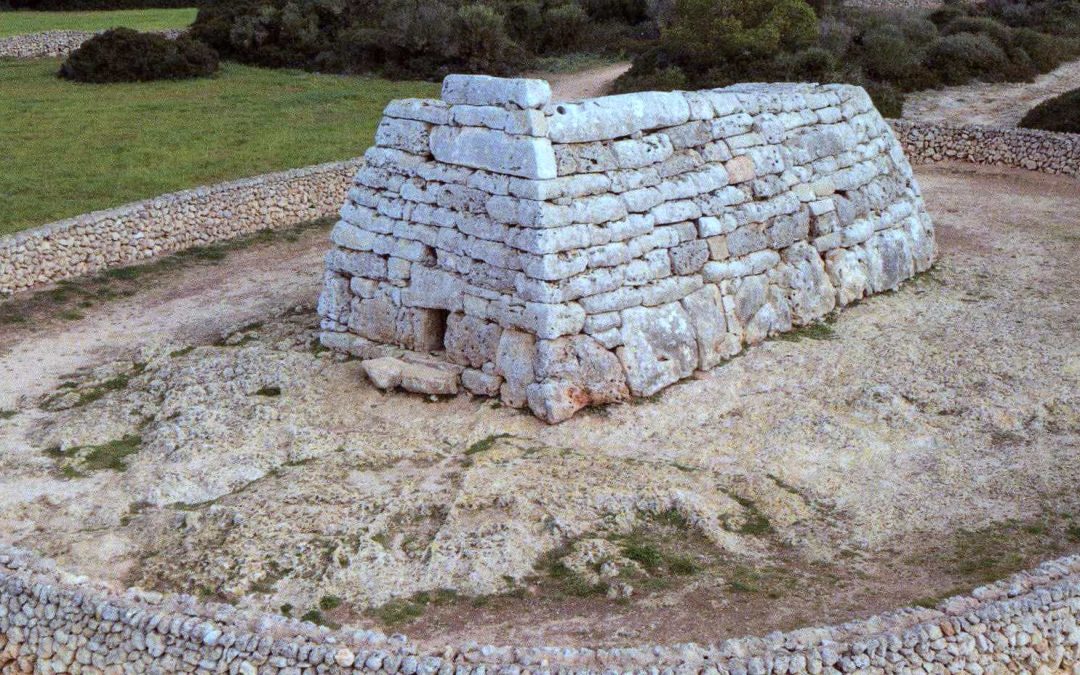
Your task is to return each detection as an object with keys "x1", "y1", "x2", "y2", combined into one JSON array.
[
  {"x1": 2, "y1": 542, "x2": 1079, "y2": 673},
  {"x1": 0, "y1": 159, "x2": 363, "y2": 296},
  {"x1": 0, "y1": 28, "x2": 182, "y2": 59},
  {"x1": 891, "y1": 120, "x2": 1080, "y2": 177}
]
